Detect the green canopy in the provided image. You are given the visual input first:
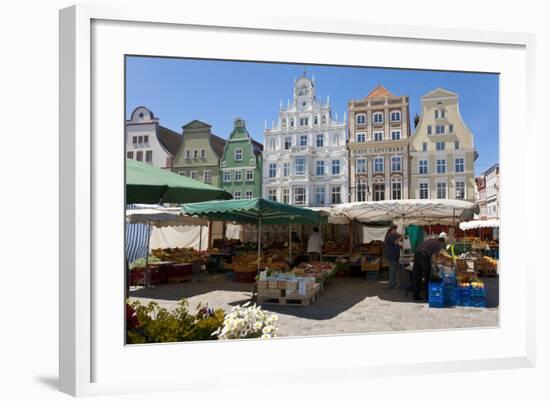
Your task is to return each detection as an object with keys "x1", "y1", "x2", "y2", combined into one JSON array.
[
  {"x1": 182, "y1": 197, "x2": 325, "y2": 225},
  {"x1": 126, "y1": 159, "x2": 232, "y2": 204}
]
